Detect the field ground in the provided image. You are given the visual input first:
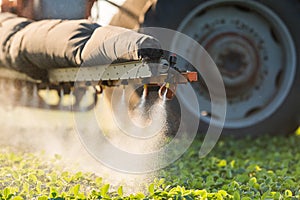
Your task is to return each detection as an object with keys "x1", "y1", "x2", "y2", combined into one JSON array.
[{"x1": 1, "y1": 128, "x2": 300, "y2": 199}]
